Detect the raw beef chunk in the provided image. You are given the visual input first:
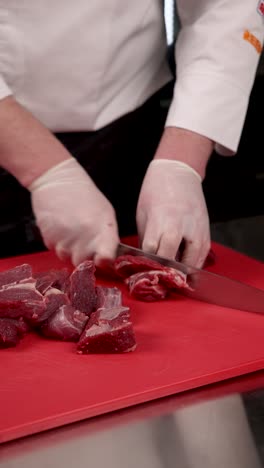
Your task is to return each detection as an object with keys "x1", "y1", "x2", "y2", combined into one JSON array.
[
  {"x1": 114, "y1": 255, "x2": 165, "y2": 278},
  {"x1": 0, "y1": 281, "x2": 69, "y2": 325},
  {"x1": 0, "y1": 317, "x2": 28, "y2": 348},
  {"x1": 0, "y1": 281, "x2": 47, "y2": 321},
  {"x1": 77, "y1": 322, "x2": 136, "y2": 354},
  {"x1": 0, "y1": 264, "x2": 32, "y2": 288},
  {"x1": 35, "y1": 269, "x2": 70, "y2": 294},
  {"x1": 0, "y1": 320, "x2": 20, "y2": 348},
  {"x1": 77, "y1": 289, "x2": 137, "y2": 353},
  {"x1": 125, "y1": 269, "x2": 190, "y2": 302},
  {"x1": 0, "y1": 300, "x2": 46, "y2": 322},
  {"x1": 77, "y1": 306, "x2": 136, "y2": 354},
  {"x1": 0, "y1": 259, "x2": 136, "y2": 354},
  {"x1": 95, "y1": 286, "x2": 122, "y2": 309},
  {"x1": 125, "y1": 272, "x2": 168, "y2": 301},
  {"x1": 0, "y1": 281, "x2": 43, "y2": 302},
  {"x1": 40, "y1": 305, "x2": 88, "y2": 341},
  {"x1": 14, "y1": 317, "x2": 29, "y2": 335},
  {"x1": 32, "y1": 288, "x2": 70, "y2": 324},
  {"x1": 2, "y1": 302, "x2": 44, "y2": 321},
  {"x1": 115, "y1": 255, "x2": 190, "y2": 302},
  {"x1": 88, "y1": 305, "x2": 131, "y2": 327},
  {"x1": 67, "y1": 261, "x2": 97, "y2": 315}
]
